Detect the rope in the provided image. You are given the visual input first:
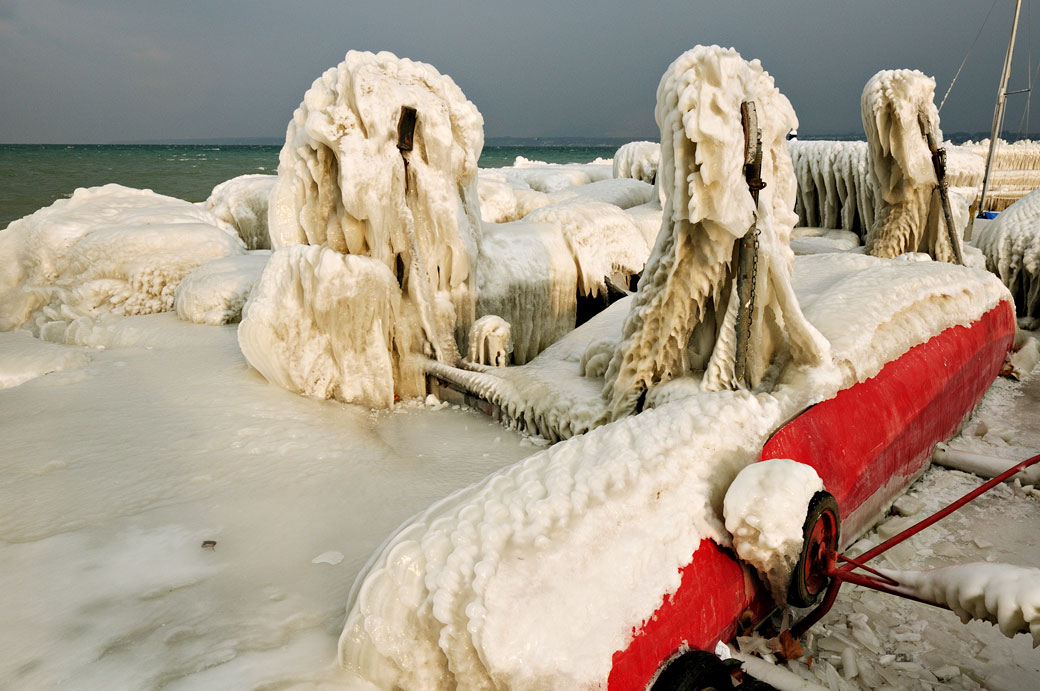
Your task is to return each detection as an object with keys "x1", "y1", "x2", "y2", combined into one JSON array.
[{"x1": 939, "y1": 0, "x2": 1001, "y2": 113}]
